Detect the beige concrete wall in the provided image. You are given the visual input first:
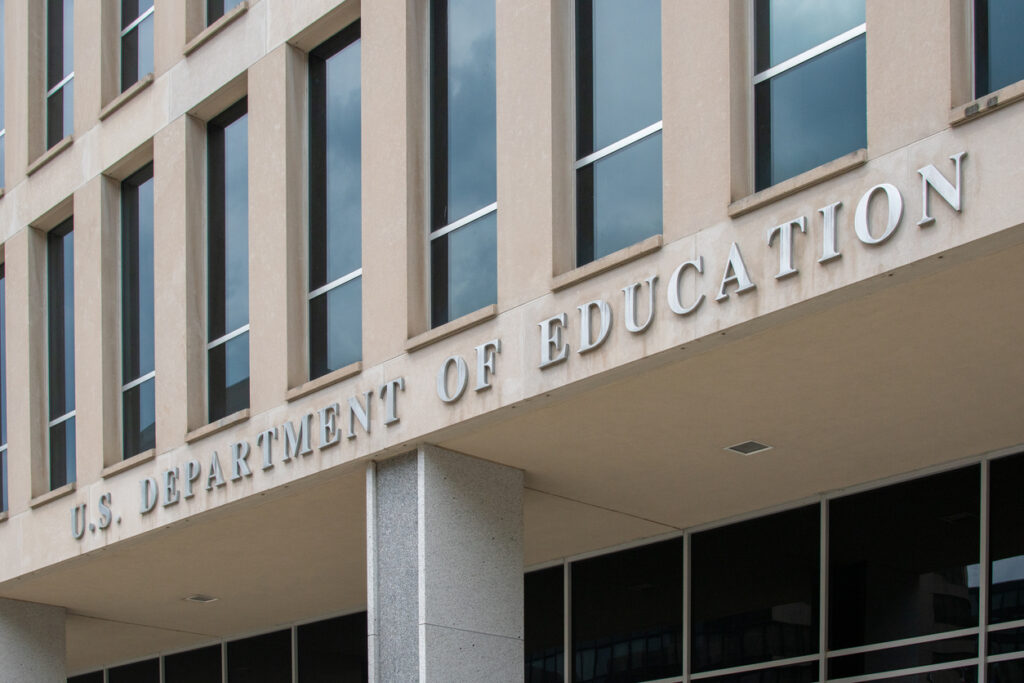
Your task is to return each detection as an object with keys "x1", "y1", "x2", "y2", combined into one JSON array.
[{"x1": 0, "y1": 0, "x2": 1021, "y2": 585}]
